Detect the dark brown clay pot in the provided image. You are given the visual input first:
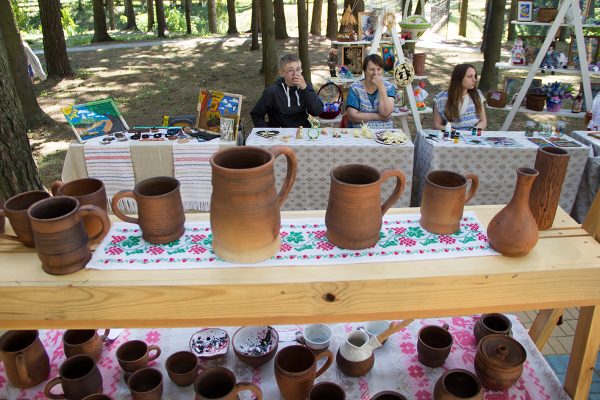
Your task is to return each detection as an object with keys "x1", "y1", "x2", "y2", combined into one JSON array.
[
  {"x1": 44, "y1": 355, "x2": 103, "y2": 400},
  {"x1": 325, "y1": 164, "x2": 406, "y2": 249},
  {"x1": 336, "y1": 348, "x2": 374, "y2": 377},
  {"x1": 194, "y1": 367, "x2": 262, "y2": 400},
  {"x1": 274, "y1": 345, "x2": 333, "y2": 400},
  {"x1": 473, "y1": 313, "x2": 512, "y2": 343},
  {"x1": 127, "y1": 367, "x2": 163, "y2": 400},
  {"x1": 474, "y1": 334, "x2": 527, "y2": 391},
  {"x1": 63, "y1": 329, "x2": 110, "y2": 362},
  {"x1": 0, "y1": 330, "x2": 50, "y2": 388},
  {"x1": 371, "y1": 391, "x2": 408, "y2": 400},
  {"x1": 0, "y1": 190, "x2": 51, "y2": 247},
  {"x1": 308, "y1": 382, "x2": 346, "y2": 400},
  {"x1": 434, "y1": 369, "x2": 483, "y2": 400},
  {"x1": 487, "y1": 167, "x2": 539, "y2": 257},
  {"x1": 81, "y1": 395, "x2": 112, "y2": 400},
  {"x1": 529, "y1": 146, "x2": 570, "y2": 230},
  {"x1": 166, "y1": 351, "x2": 200, "y2": 387},
  {"x1": 210, "y1": 146, "x2": 297, "y2": 263}
]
